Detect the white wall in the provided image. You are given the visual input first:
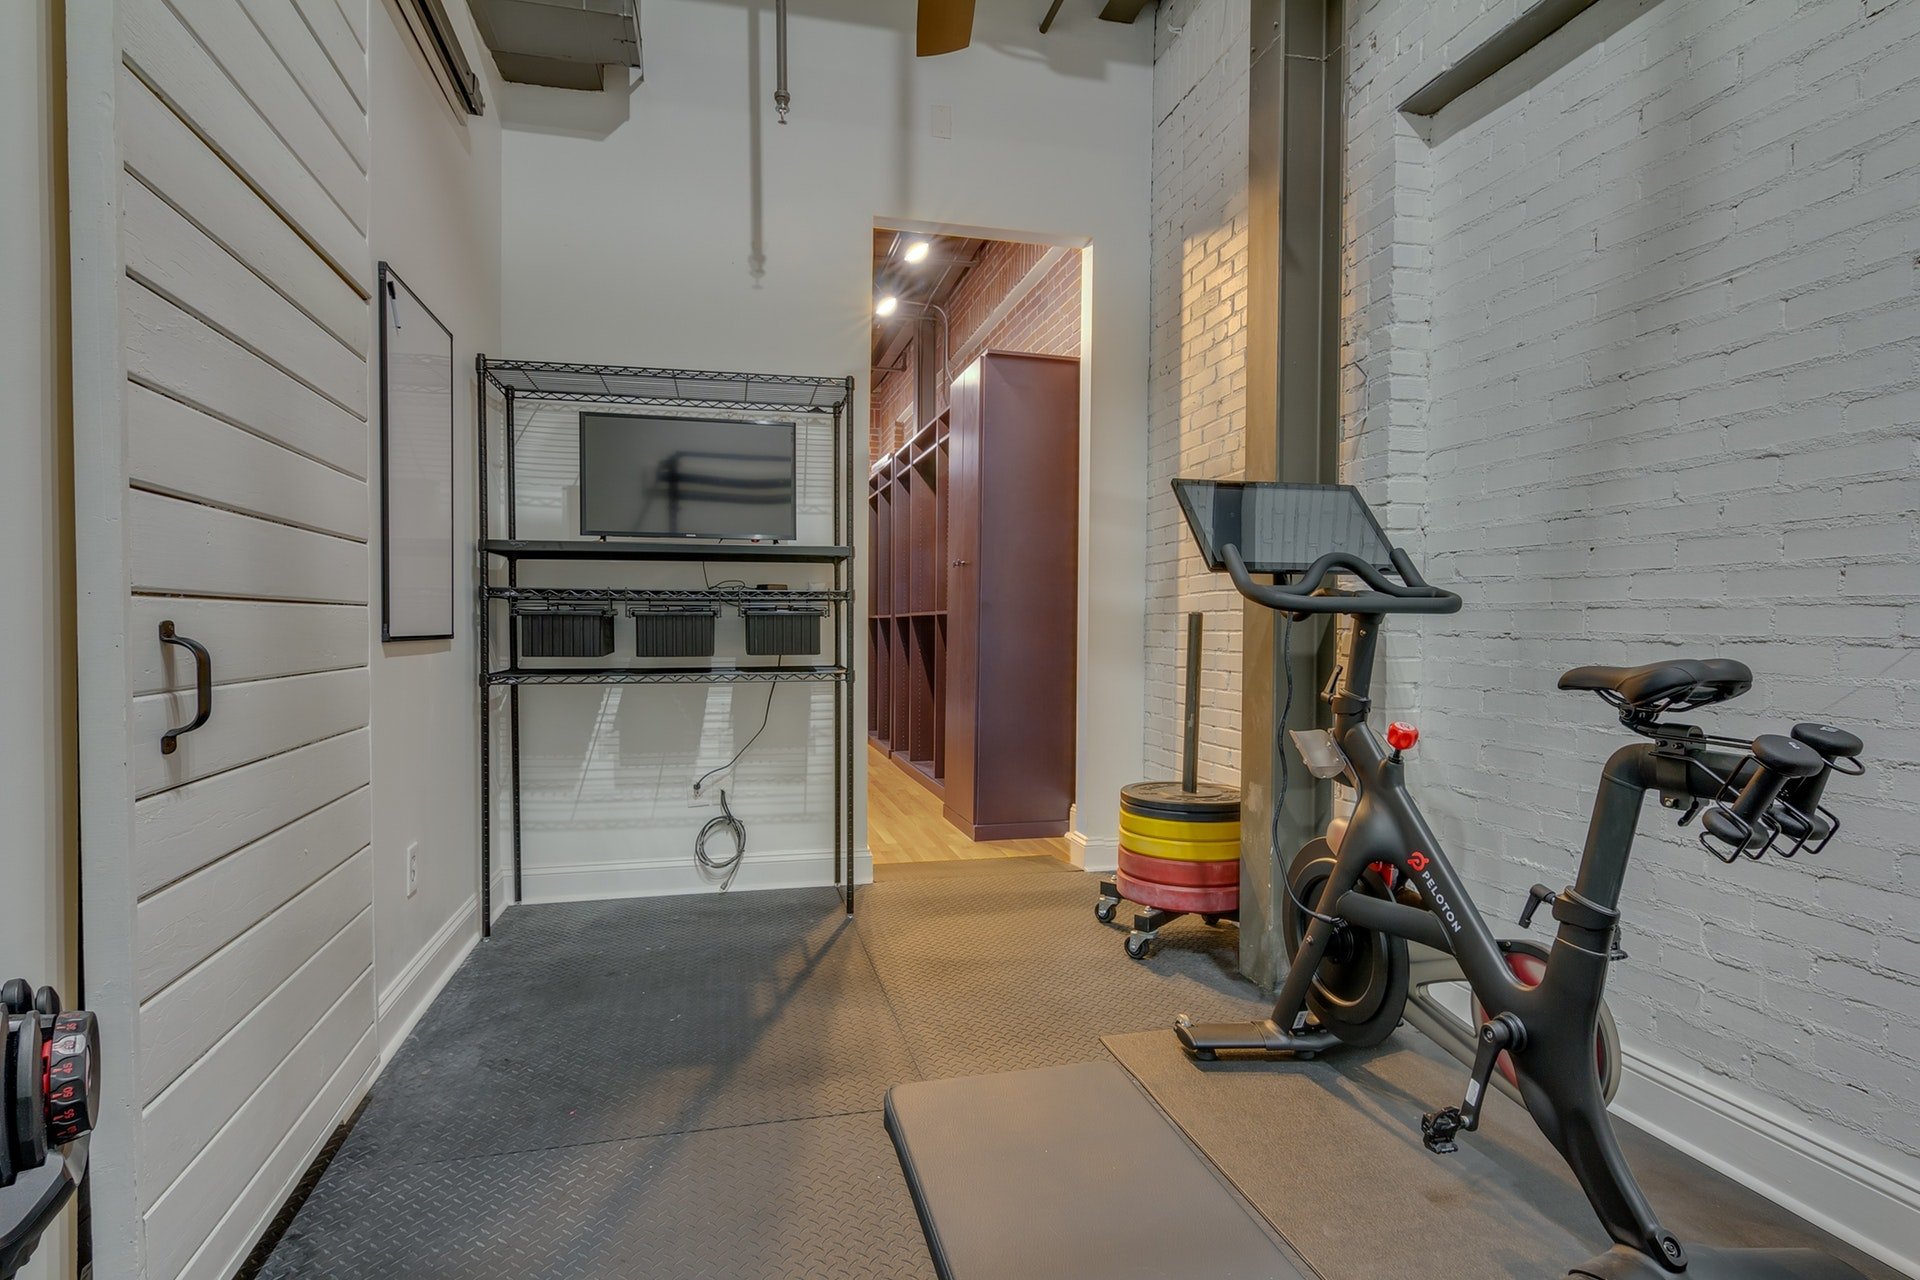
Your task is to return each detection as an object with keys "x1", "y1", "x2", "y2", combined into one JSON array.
[
  {"x1": 496, "y1": 0, "x2": 1153, "y2": 896},
  {"x1": 0, "y1": 6, "x2": 77, "y2": 1279},
  {"x1": 1143, "y1": 0, "x2": 1920, "y2": 1266},
  {"x1": 366, "y1": 0, "x2": 503, "y2": 1055},
  {"x1": 1371, "y1": 0, "x2": 1920, "y2": 1213},
  {"x1": 1146, "y1": 0, "x2": 1249, "y2": 784}
]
